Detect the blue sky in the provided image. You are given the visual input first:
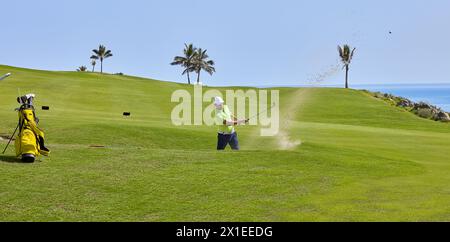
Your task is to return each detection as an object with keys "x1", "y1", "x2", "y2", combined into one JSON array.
[{"x1": 1, "y1": 0, "x2": 449, "y2": 86}]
